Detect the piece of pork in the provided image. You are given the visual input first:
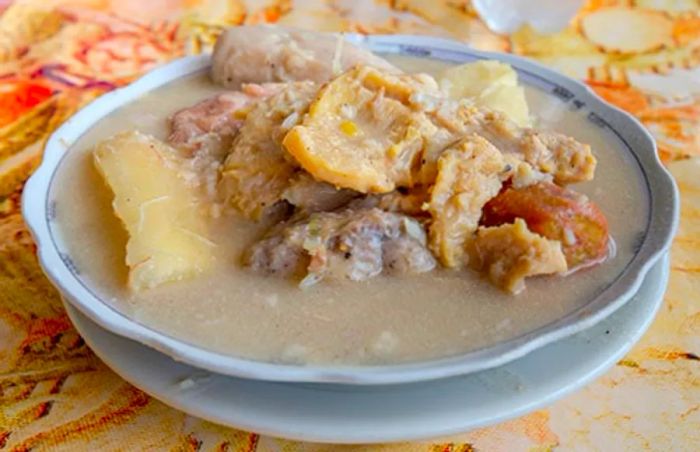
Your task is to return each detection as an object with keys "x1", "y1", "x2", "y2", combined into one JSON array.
[
  {"x1": 427, "y1": 135, "x2": 506, "y2": 268},
  {"x1": 425, "y1": 103, "x2": 596, "y2": 185},
  {"x1": 168, "y1": 83, "x2": 283, "y2": 149},
  {"x1": 166, "y1": 83, "x2": 286, "y2": 203},
  {"x1": 244, "y1": 207, "x2": 436, "y2": 287},
  {"x1": 212, "y1": 25, "x2": 399, "y2": 88},
  {"x1": 470, "y1": 218, "x2": 568, "y2": 294}
]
